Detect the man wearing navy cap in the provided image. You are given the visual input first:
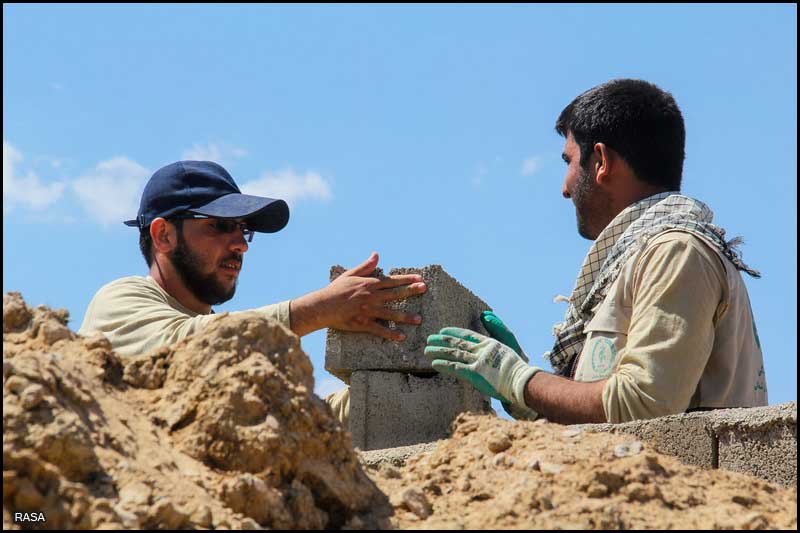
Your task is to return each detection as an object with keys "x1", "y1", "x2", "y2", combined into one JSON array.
[{"x1": 79, "y1": 160, "x2": 426, "y2": 421}]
